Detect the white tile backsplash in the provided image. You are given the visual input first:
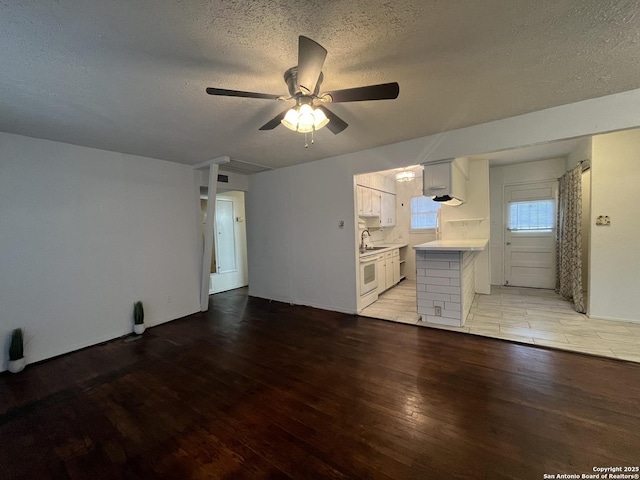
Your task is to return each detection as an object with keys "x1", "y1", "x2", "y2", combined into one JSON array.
[{"x1": 415, "y1": 250, "x2": 477, "y2": 327}]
